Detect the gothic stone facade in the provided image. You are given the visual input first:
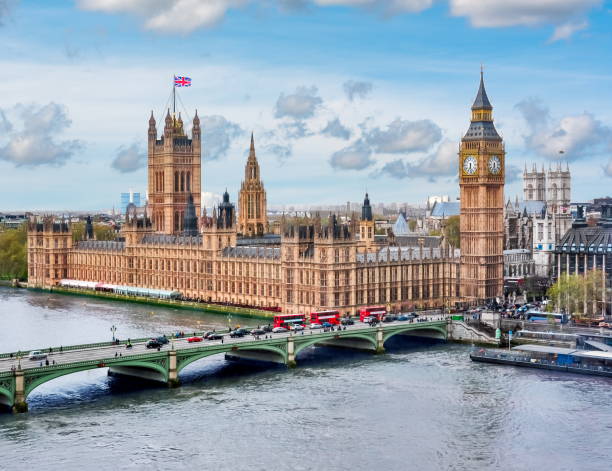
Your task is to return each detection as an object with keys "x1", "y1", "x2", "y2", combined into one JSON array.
[{"x1": 28, "y1": 76, "x2": 502, "y2": 313}]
